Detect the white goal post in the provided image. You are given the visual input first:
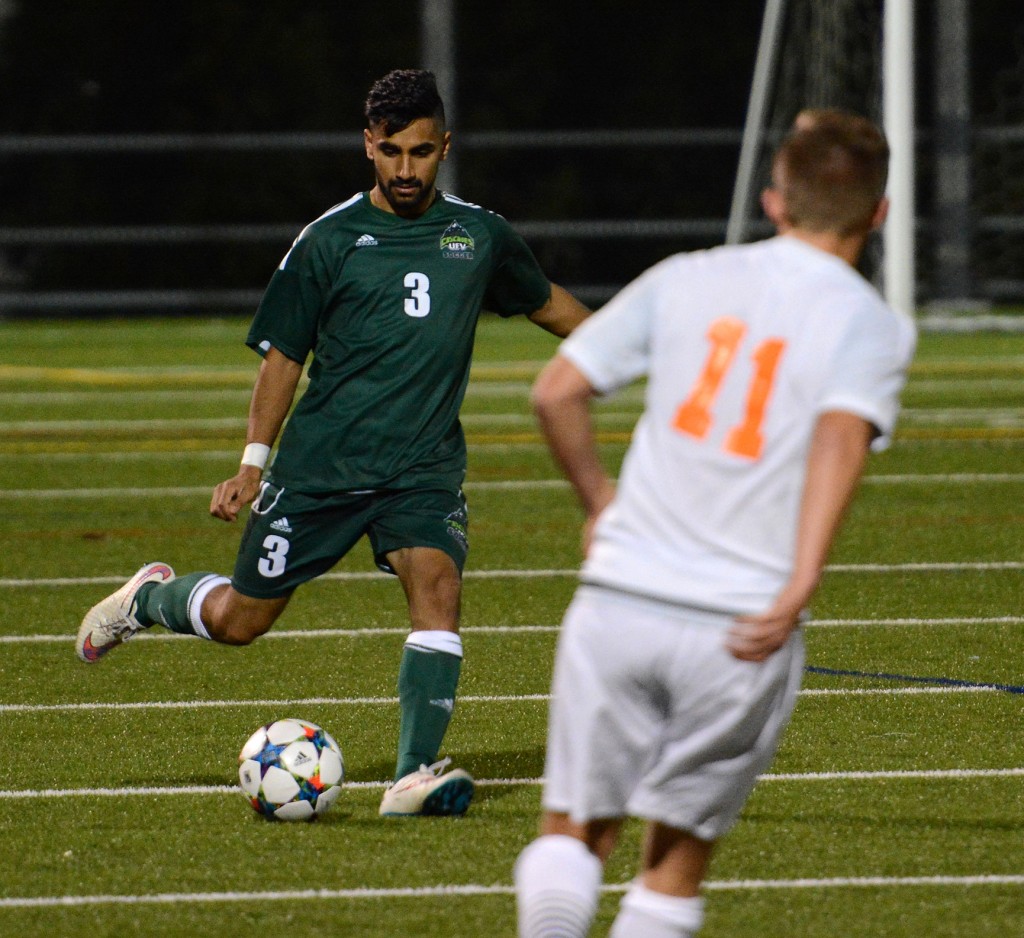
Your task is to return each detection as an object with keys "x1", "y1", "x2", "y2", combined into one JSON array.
[
  {"x1": 882, "y1": 0, "x2": 915, "y2": 318},
  {"x1": 727, "y1": 0, "x2": 916, "y2": 317}
]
